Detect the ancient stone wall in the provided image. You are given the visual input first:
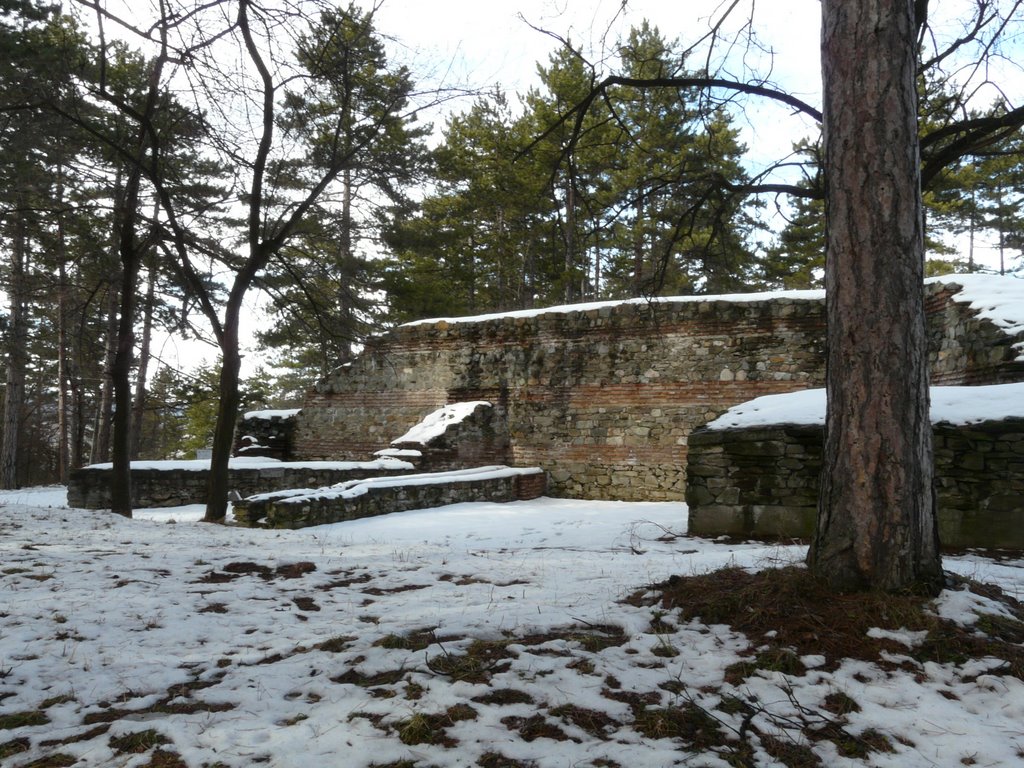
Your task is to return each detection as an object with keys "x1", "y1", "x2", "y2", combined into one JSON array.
[
  {"x1": 294, "y1": 279, "x2": 1024, "y2": 501},
  {"x1": 295, "y1": 294, "x2": 828, "y2": 500},
  {"x1": 686, "y1": 418, "x2": 1024, "y2": 550},
  {"x1": 235, "y1": 410, "x2": 300, "y2": 460},
  {"x1": 927, "y1": 283, "x2": 1024, "y2": 384}
]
